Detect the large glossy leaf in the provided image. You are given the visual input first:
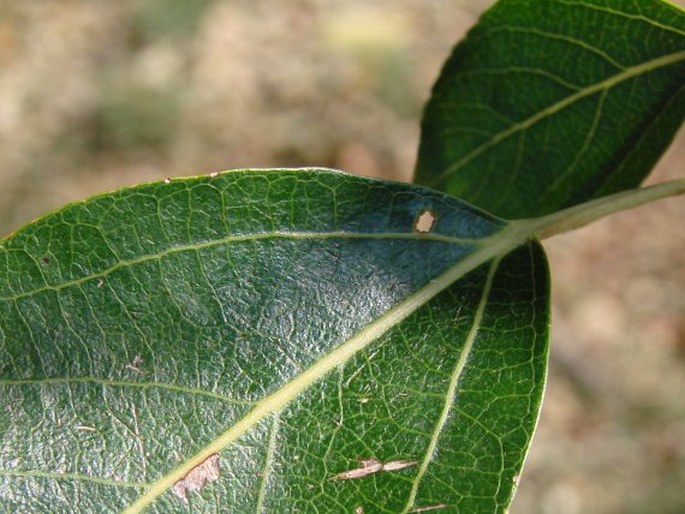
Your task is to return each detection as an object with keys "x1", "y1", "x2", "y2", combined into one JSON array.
[
  {"x1": 415, "y1": 0, "x2": 685, "y2": 218},
  {"x1": 0, "y1": 169, "x2": 549, "y2": 513}
]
